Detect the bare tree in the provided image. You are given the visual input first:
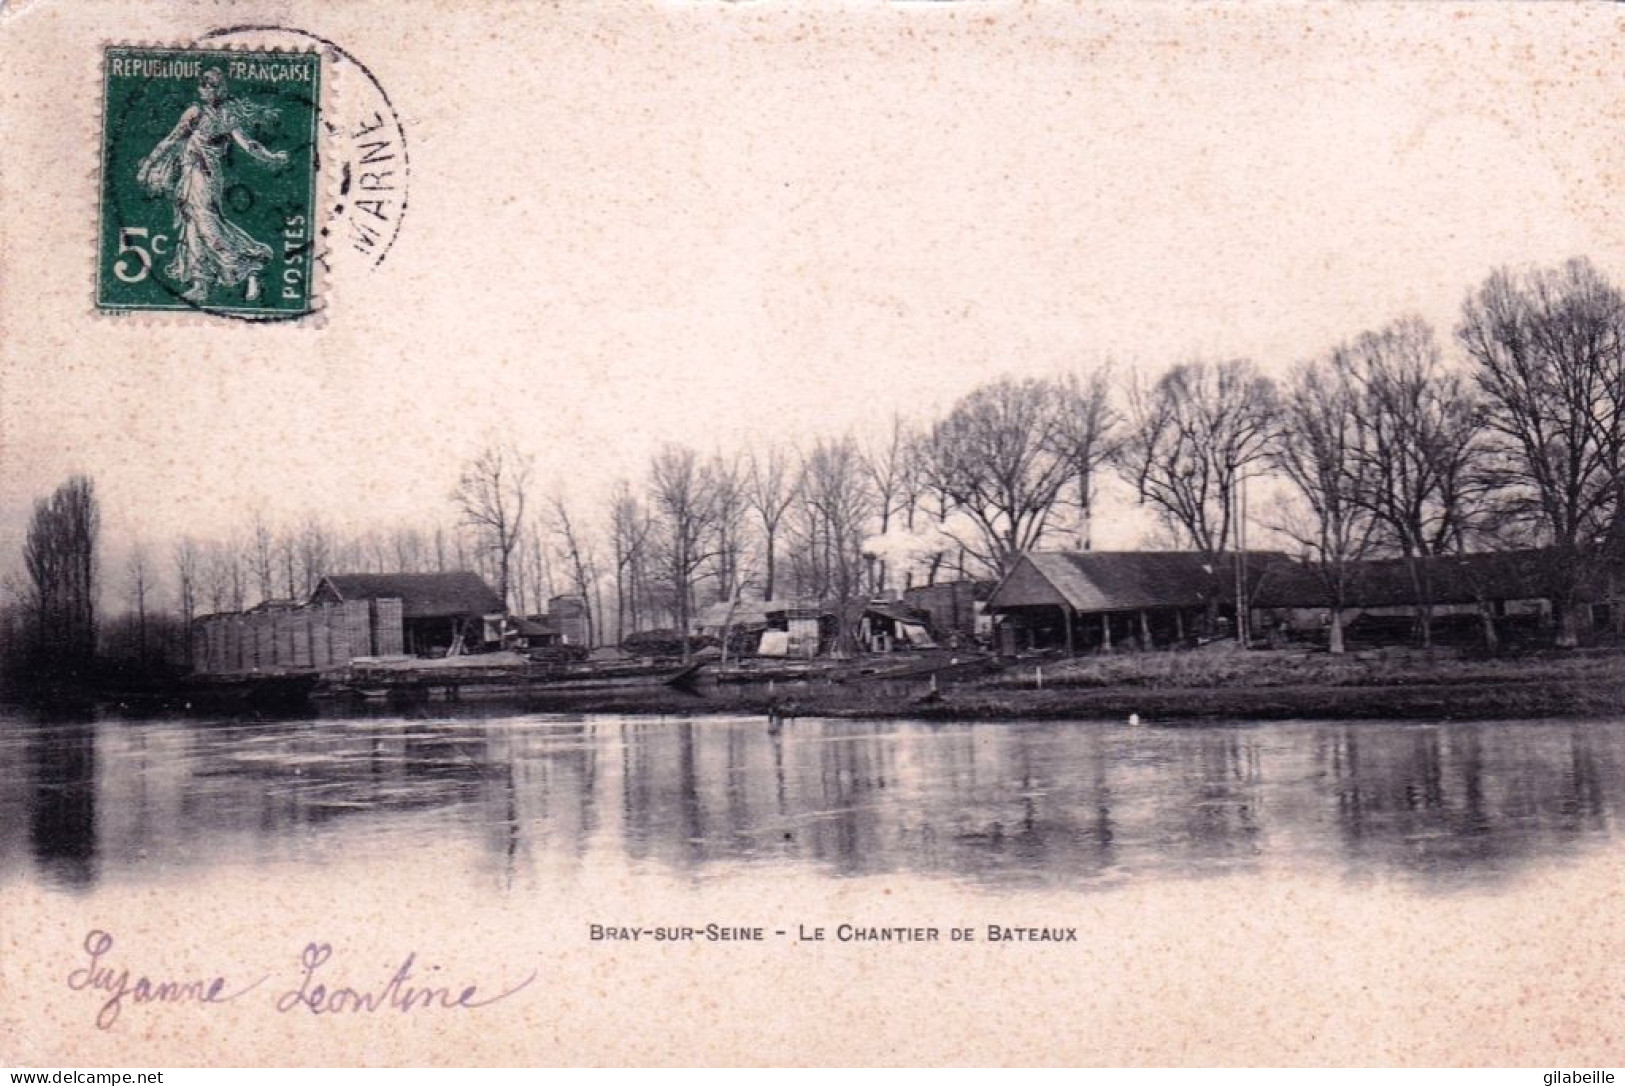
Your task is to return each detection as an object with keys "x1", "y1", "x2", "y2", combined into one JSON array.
[
  {"x1": 198, "y1": 541, "x2": 236, "y2": 614},
  {"x1": 172, "y1": 536, "x2": 201, "y2": 666},
  {"x1": 523, "y1": 528, "x2": 554, "y2": 613},
  {"x1": 297, "y1": 517, "x2": 334, "y2": 598},
  {"x1": 744, "y1": 446, "x2": 801, "y2": 601},
  {"x1": 323, "y1": 531, "x2": 353, "y2": 578},
  {"x1": 547, "y1": 493, "x2": 598, "y2": 647},
  {"x1": 508, "y1": 526, "x2": 532, "y2": 618},
  {"x1": 609, "y1": 481, "x2": 653, "y2": 641},
  {"x1": 355, "y1": 529, "x2": 391, "y2": 574},
  {"x1": 126, "y1": 543, "x2": 155, "y2": 665},
  {"x1": 904, "y1": 429, "x2": 965, "y2": 587},
  {"x1": 22, "y1": 476, "x2": 101, "y2": 668},
  {"x1": 452, "y1": 445, "x2": 532, "y2": 610},
  {"x1": 431, "y1": 524, "x2": 449, "y2": 573},
  {"x1": 1459, "y1": 257, "x2": 1625, "y2": 646},
  {"x1": 860, "y1": 414, "x2": 919, "y2": 592},
  {"x1": 1052, "y1": 366, "x2": 1122, "y2": 551},
  {"x1": 1272, "y1": 350, "x2": 1380, "y2": 653},
  {"x1": 708, "y1": 454, "x2": 749, "y2": 604},
  {"x1": 248, "y1": 514, "x2": 276, "y2": 605},
  {"x1": 1118, "y1": 358, "x2": 1277, "y2": 558},
  {"x1": 797, "y1": 436, "x2": 874, "y2": 651},
  {"x1": 1346, "y1": 316, "x2": 1487, "y2": 646},
  {"x1": 275, "y1": 528, "x2": 299, "y2": 600},
  {"x1": 390, "y1": 526, "x2": 427, "y2": 573},
  {"x1": 920, "y1": 377, "x2": 1074, "y2": 576},
  {"x1": 228, "y1": 539, "x2": 248, "y2": 610},
  {"x1": 1116, "y1": 358, "x2": 1276, "y2": 637},
  {"x1": 648, "y1": 444, "x2": 718, "y2": 660}
]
